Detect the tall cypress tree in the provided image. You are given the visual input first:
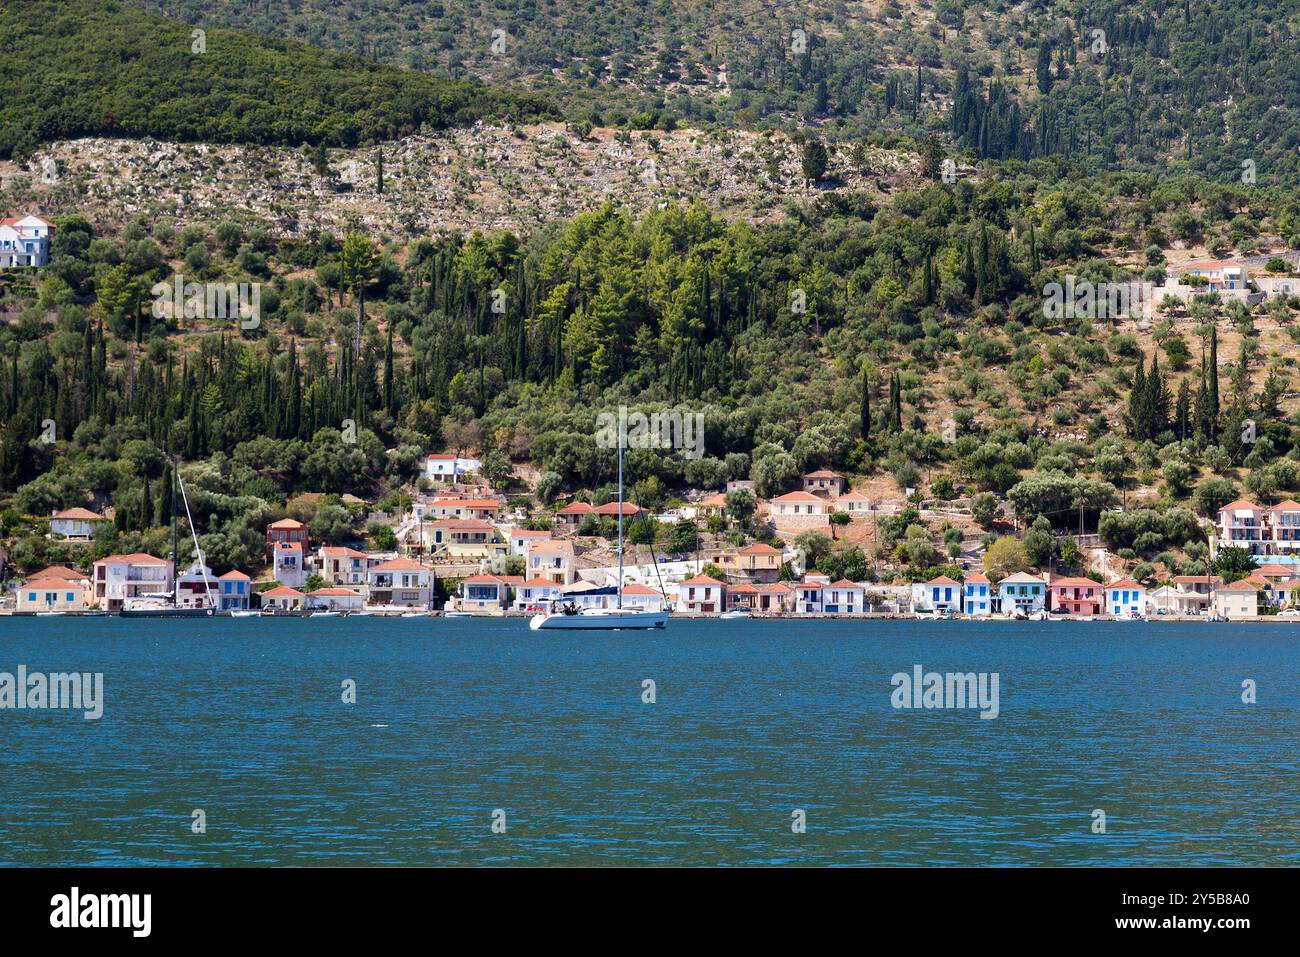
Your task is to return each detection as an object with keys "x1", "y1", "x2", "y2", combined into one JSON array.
[
  {"x1": 1207, "y1": 325, "x2": 1220, "y2": 439},
  {"x1": 860, "y1": 367, "x2": 871, "y2": 439},
  {"x1": 1175, "y1": 378, "x2": 1191, "y2": 441},
  {"x1": 1129, "y1": 355, "x2": 1148, "y2": 437}
]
